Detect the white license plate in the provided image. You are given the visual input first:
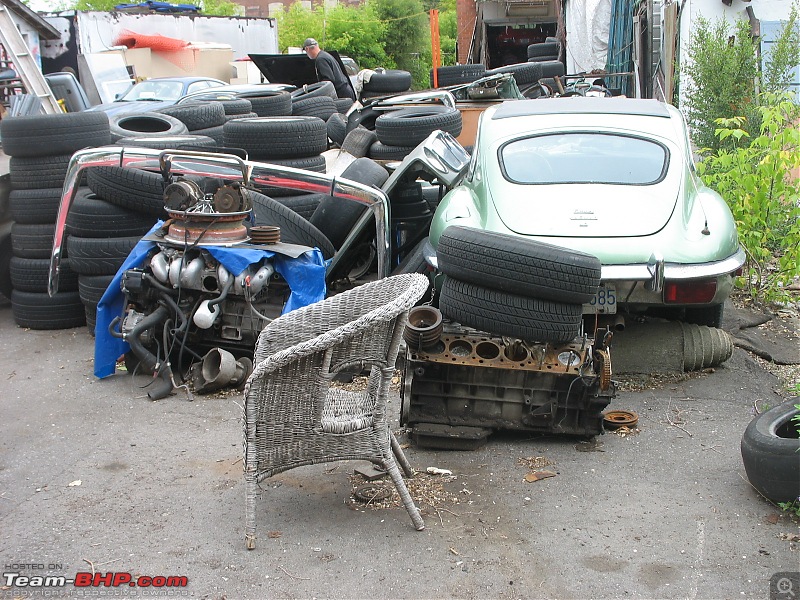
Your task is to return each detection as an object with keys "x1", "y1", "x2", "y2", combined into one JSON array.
[{"x1": 583, "y1": 283, "x2": 617, "y2": 314}]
